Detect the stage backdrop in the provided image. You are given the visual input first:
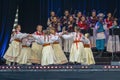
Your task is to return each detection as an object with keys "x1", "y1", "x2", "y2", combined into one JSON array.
[{"x1": 0, "y1": 0, "x2": 120, "y2": 57}]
